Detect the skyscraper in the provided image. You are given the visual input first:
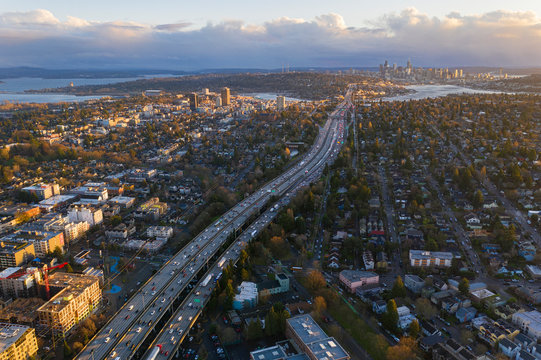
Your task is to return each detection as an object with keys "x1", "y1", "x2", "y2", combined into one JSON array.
[
  {"x1": 221, "y1": 87, "x2": 231, "y2": 106},
  {"x1": 215, "y1": 96, "x2": 222, "y2": 107},
  {"x1": 276, "y1": 96, "x2": 286, "y2": 111},
  {"x1": 189, "y1": 93, "x2": 198, "y2": 110}
]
